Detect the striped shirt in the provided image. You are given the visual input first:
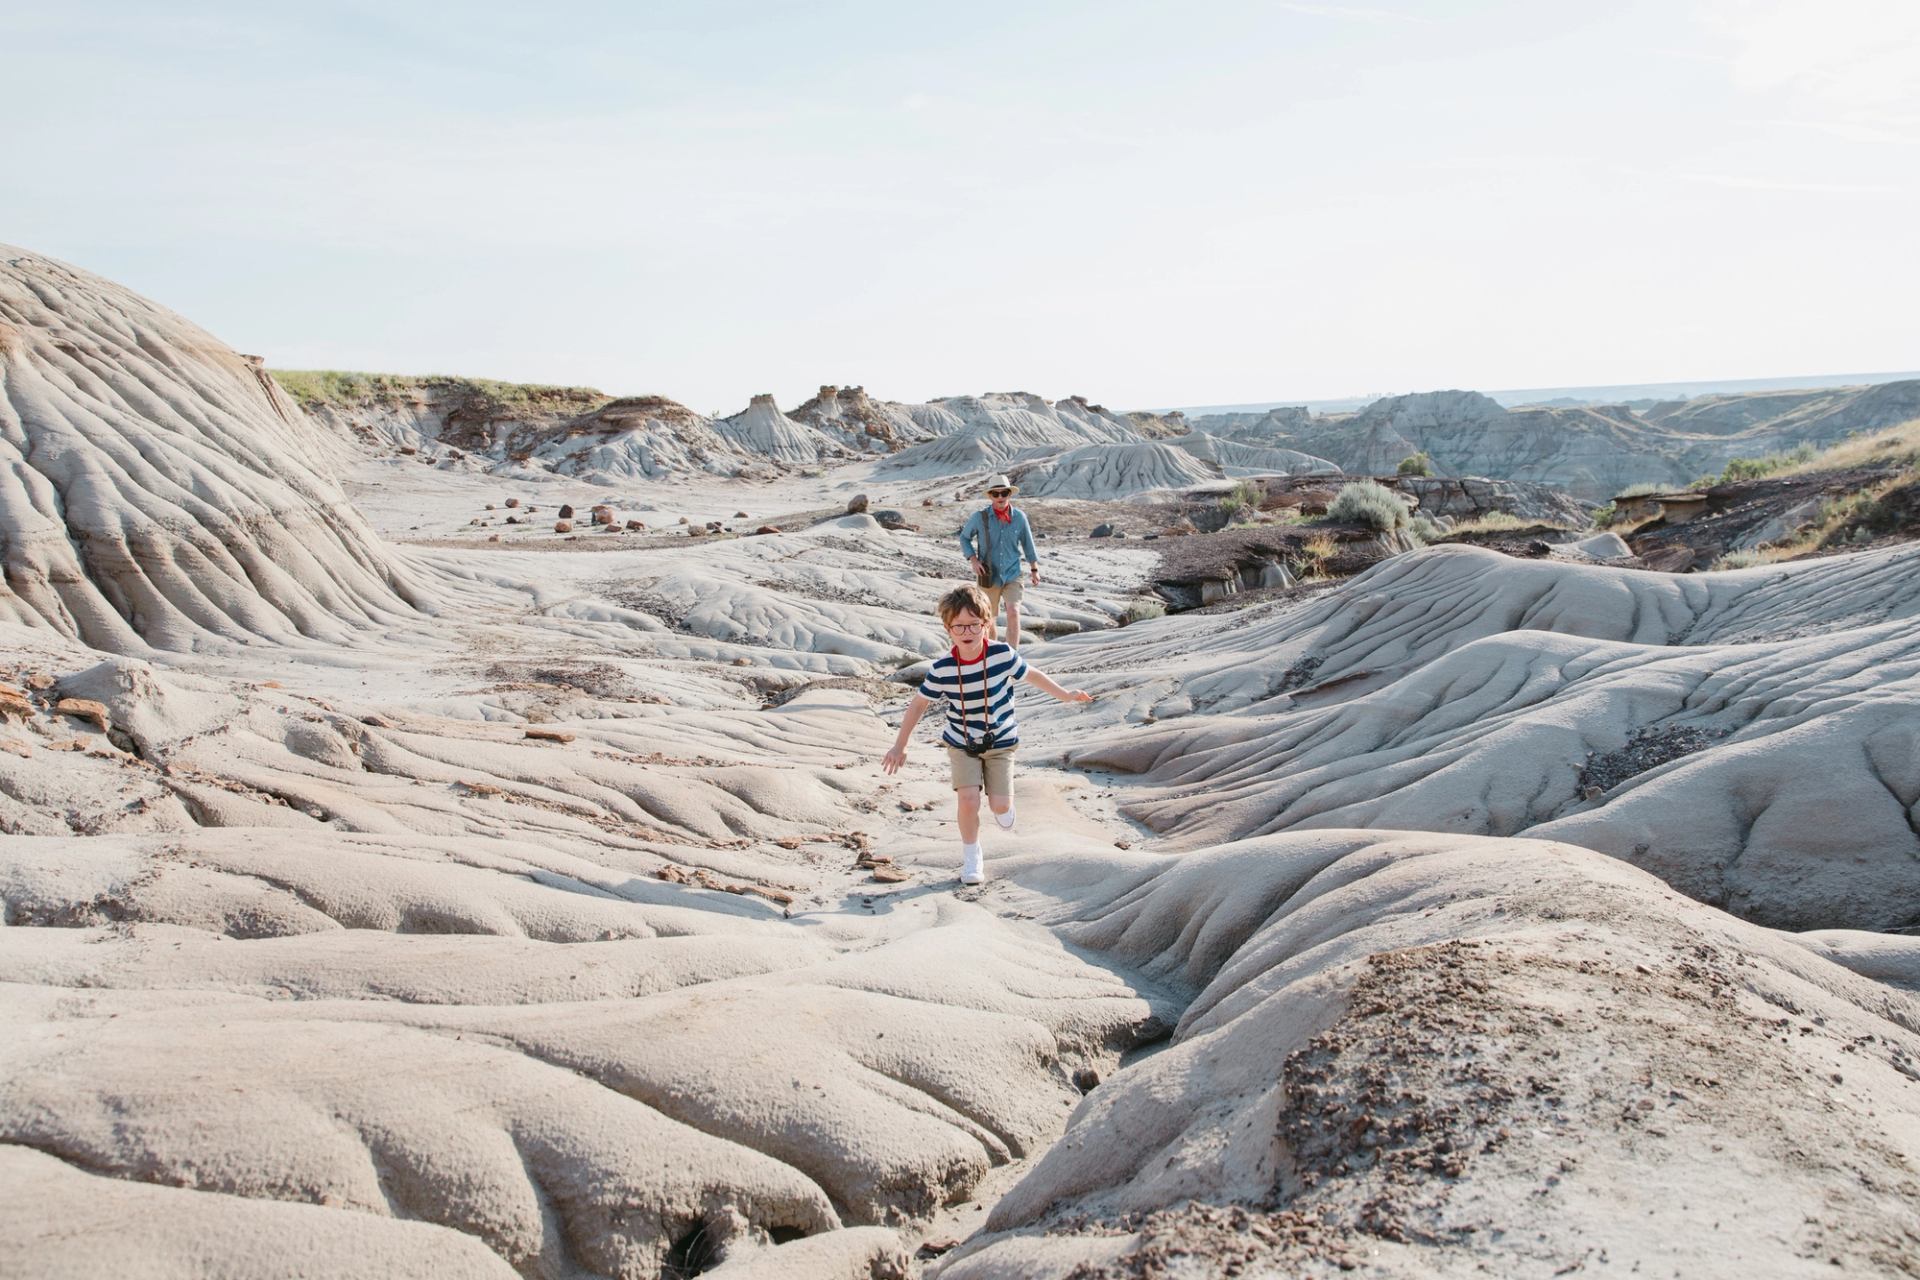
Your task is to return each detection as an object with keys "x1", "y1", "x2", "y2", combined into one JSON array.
[{"x1": 918, "y1": 642, "x2": 1029, "y2": 748}]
